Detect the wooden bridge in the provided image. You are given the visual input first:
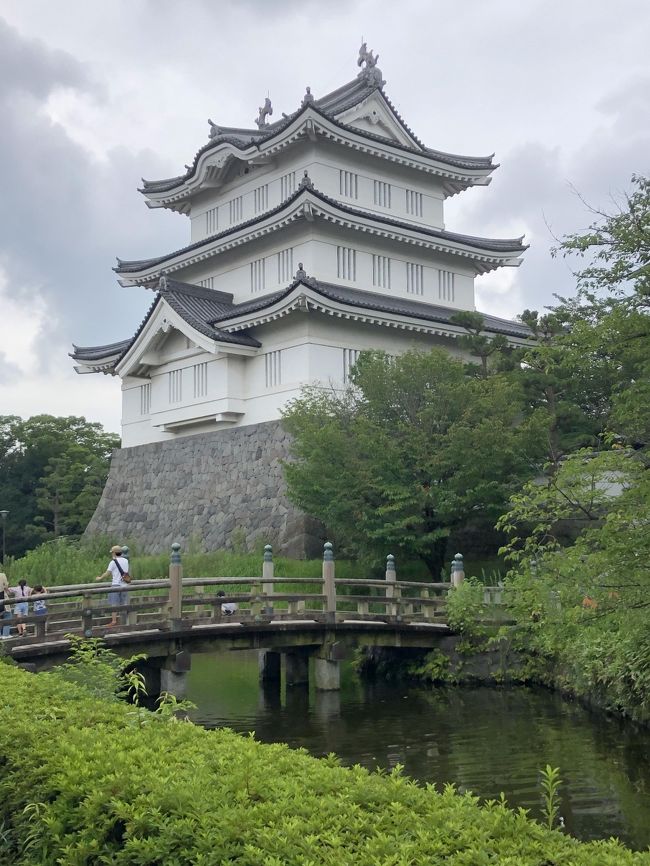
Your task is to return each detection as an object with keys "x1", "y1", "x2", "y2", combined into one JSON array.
[{"x1": 3, "y1": 544, "x2": 471, "y2": 694}]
